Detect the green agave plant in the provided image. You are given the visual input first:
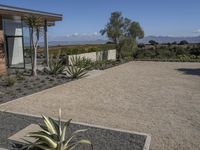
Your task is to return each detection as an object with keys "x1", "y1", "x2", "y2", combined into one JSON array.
[
  {"x1": 48, "y1": 57, "x2": 65, "y2": 76},
  {"x1": 24, "y1": 109, "x2": 92, "y2": 150},
  {"x1": 66, "y1": 56, "x2": 91, "y2": 79},
  {"x1": 74, "y1": 57, "x2": 93, "y2": 70}
]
